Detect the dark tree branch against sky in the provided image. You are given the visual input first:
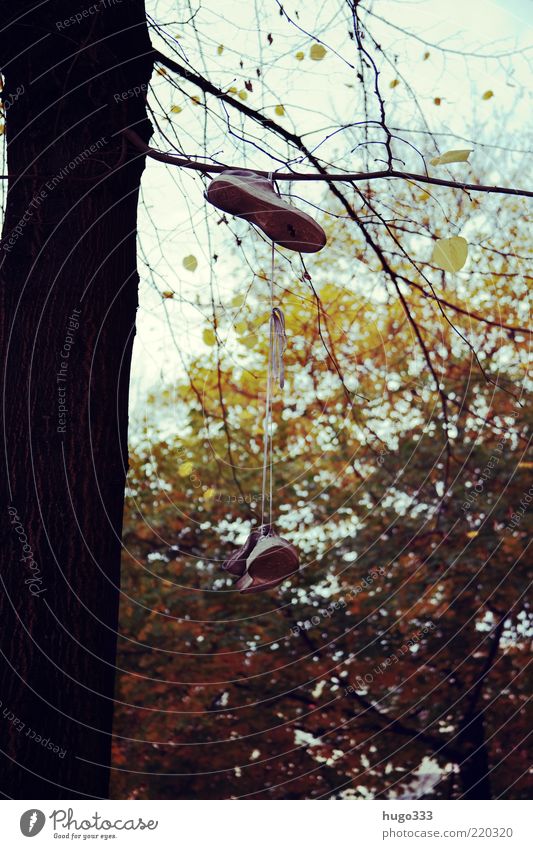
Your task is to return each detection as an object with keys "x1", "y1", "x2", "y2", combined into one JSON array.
[
  {"x1": 0, "y1": 0, "x2": 531, "y2": 805},
  {"x1": 124, "y1": 126, "x2": 533, "y2": 196}
]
